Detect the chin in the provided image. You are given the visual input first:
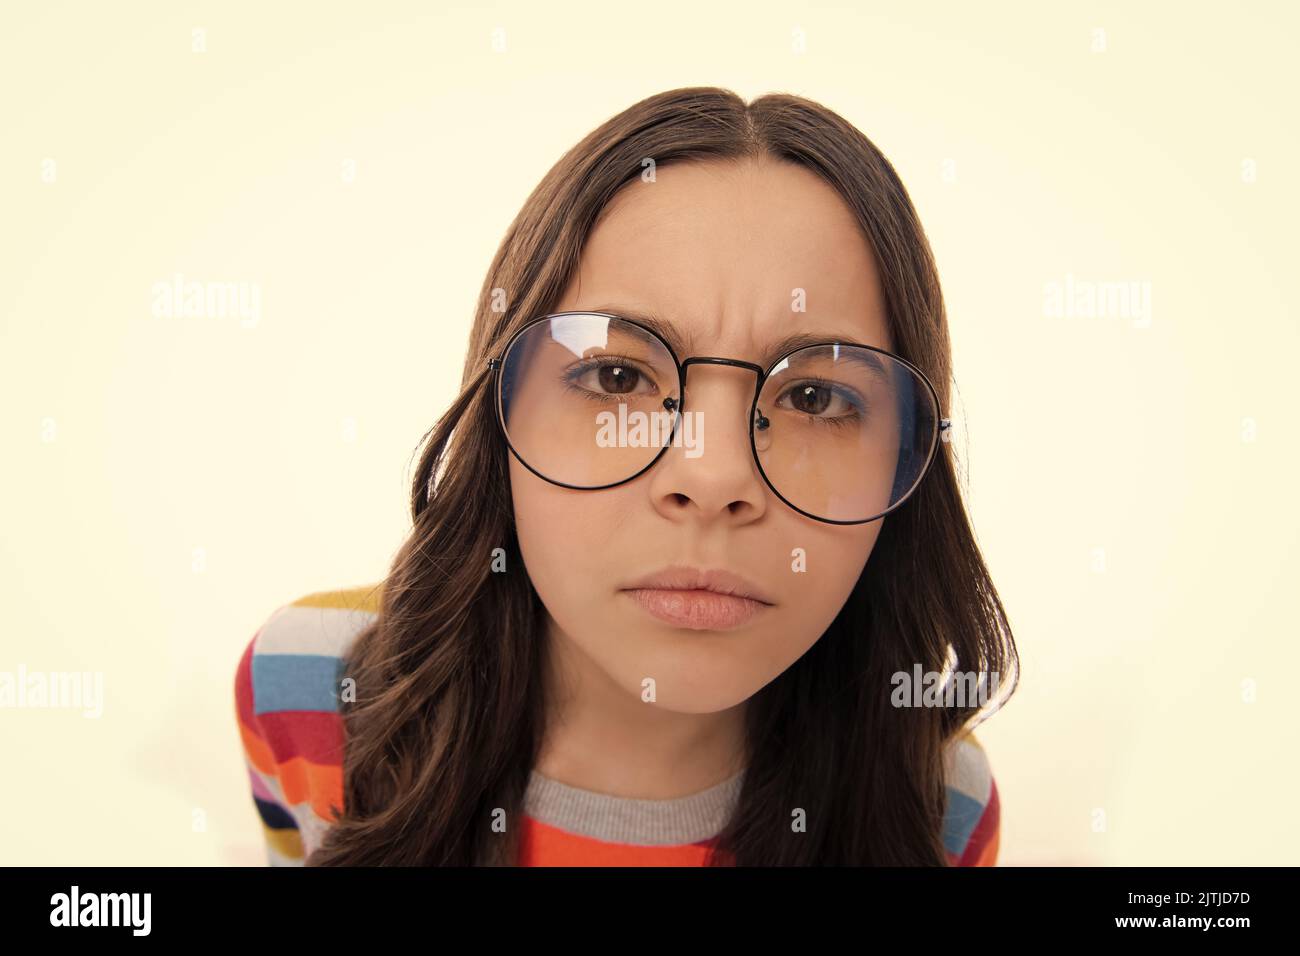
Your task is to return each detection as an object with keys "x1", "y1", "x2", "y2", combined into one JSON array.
[
  {"x1": 609, "y1": 659, "x2": 753, "y2": 714},
  {"x1": 652, "y1": 688, "x2": 751, "y2": 715}
]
